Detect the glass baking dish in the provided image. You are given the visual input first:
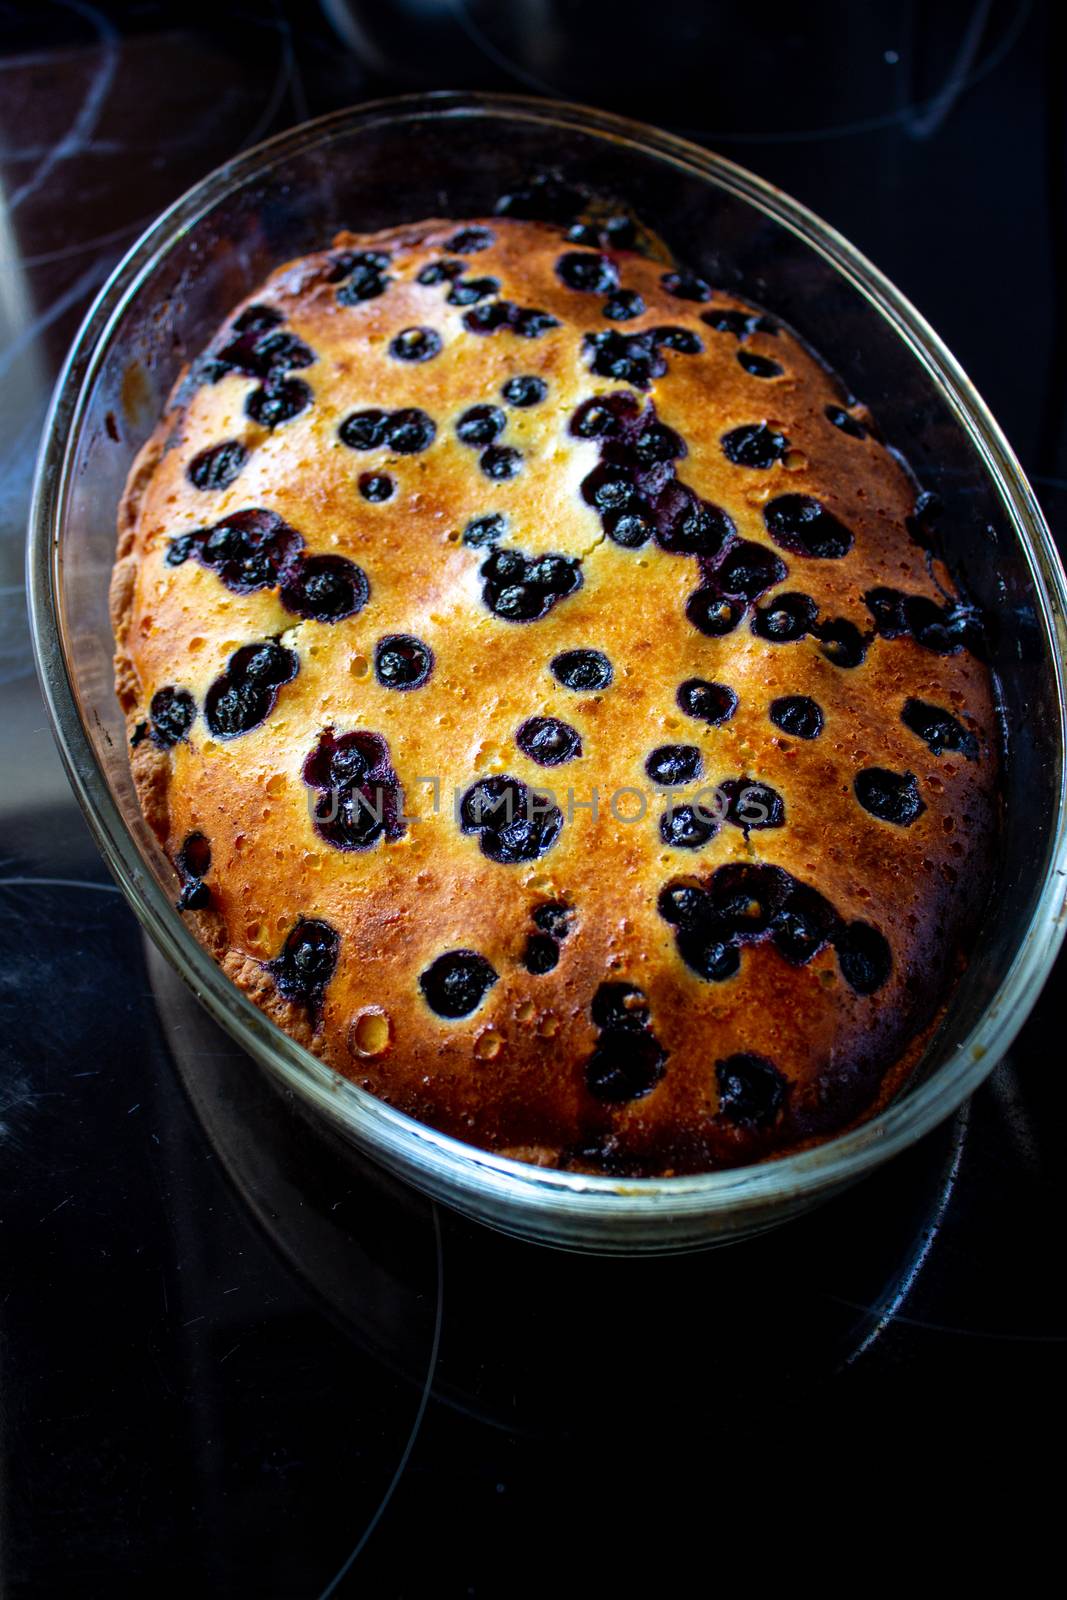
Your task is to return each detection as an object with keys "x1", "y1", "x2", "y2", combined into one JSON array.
[{"x1": 27, "y1": 92, "x2": 1067, "y2": 1252}]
